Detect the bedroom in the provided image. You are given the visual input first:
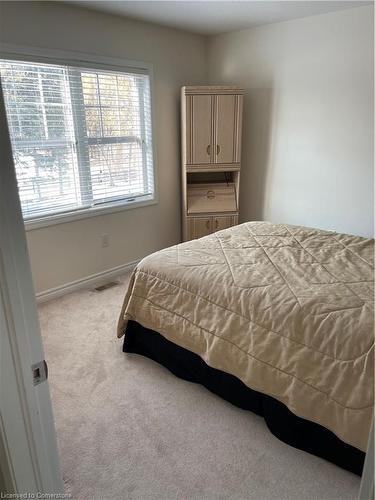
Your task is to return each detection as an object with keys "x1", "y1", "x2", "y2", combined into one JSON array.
[{"x1": 0, "y1": 1, "x2": 373, "y2": 499}]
